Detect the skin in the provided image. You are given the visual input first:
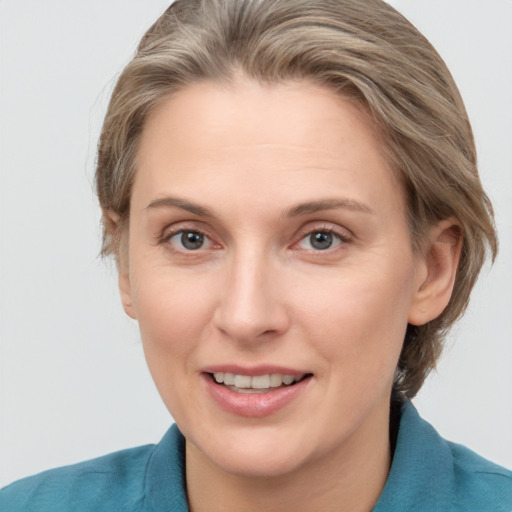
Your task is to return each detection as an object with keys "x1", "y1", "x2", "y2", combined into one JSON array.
[{"x1": 113, "y1": 80, "x2": 461, "y2": 512}]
